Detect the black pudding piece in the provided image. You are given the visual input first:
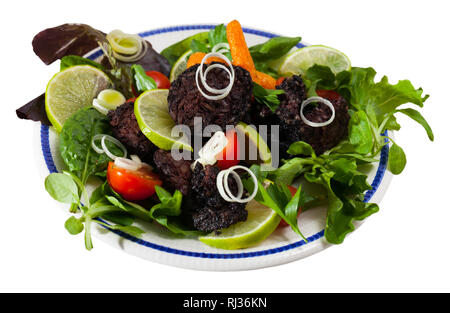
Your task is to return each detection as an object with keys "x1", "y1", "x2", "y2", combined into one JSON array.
[
  {"x1": 168, "y1": 63, "x2": 253, "y2": 131},
  {"x1": 107, "y1": 100, "x2": 158, "y2": 163},
  {"x1": 190, "y1": 163, "x2": 247, "y2": 233},
  {"x1": 153, "y1": 149, "x2": 192, "y2": 196},
  {"x1": 275, "y1": 75, "x2": 350, "y2": 156}
]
